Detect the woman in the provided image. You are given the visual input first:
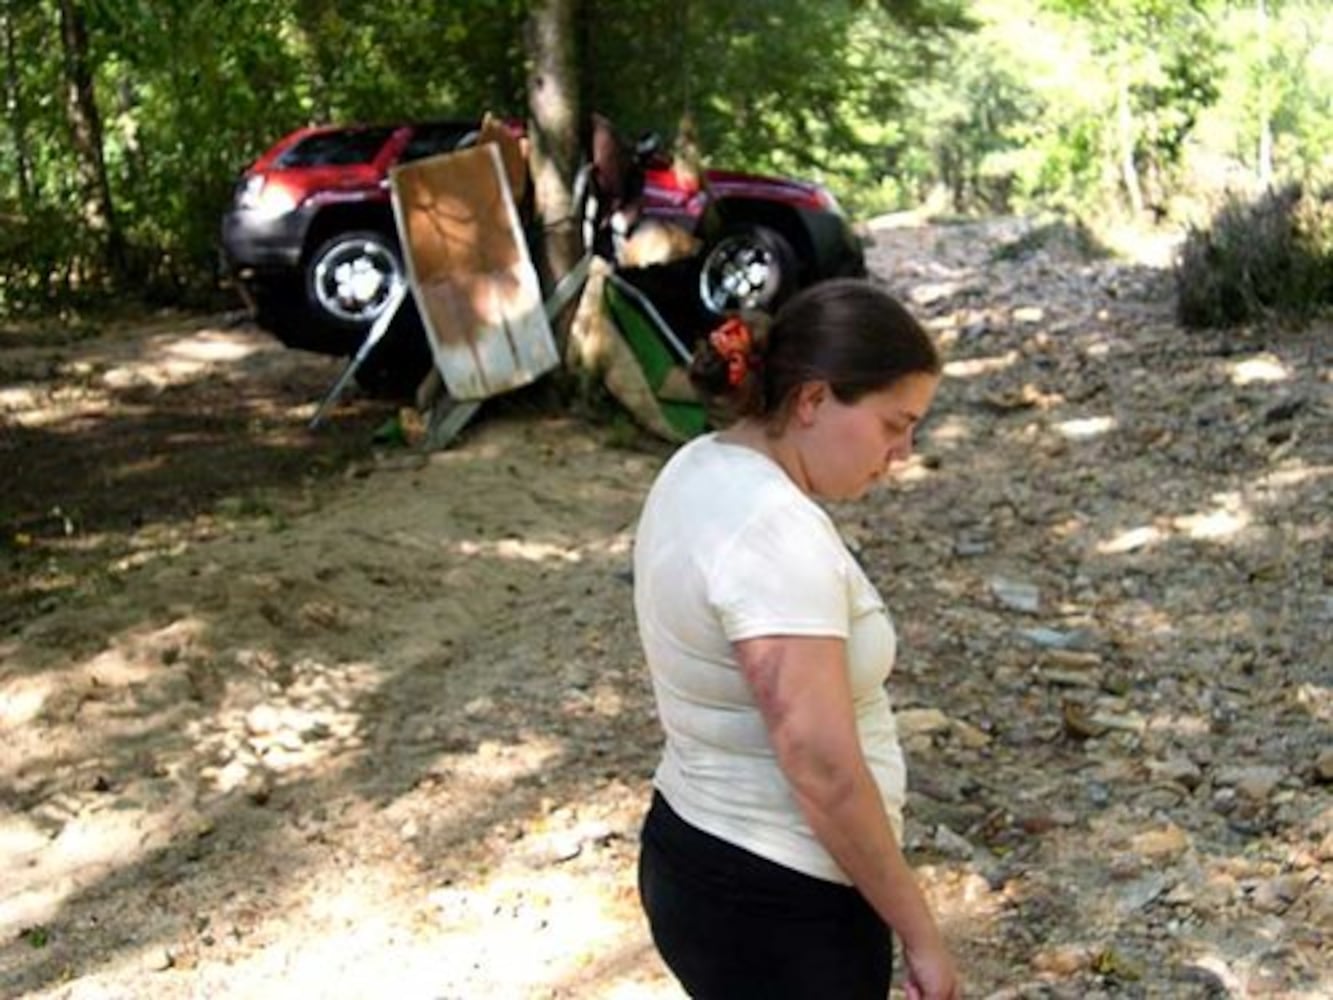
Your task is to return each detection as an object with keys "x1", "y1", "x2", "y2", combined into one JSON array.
[{"x1": 633, "y1": 279, "x2": 960, "y2": 999}]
